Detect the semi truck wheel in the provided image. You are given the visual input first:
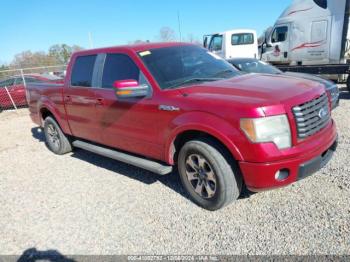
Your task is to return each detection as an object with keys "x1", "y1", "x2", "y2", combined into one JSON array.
[
  {"x1": 178, "y1": 138, "x2": 242, "y2": 211},
  {"x1": 44, "y1": 116, "x2": 72, "y2": 155}
]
